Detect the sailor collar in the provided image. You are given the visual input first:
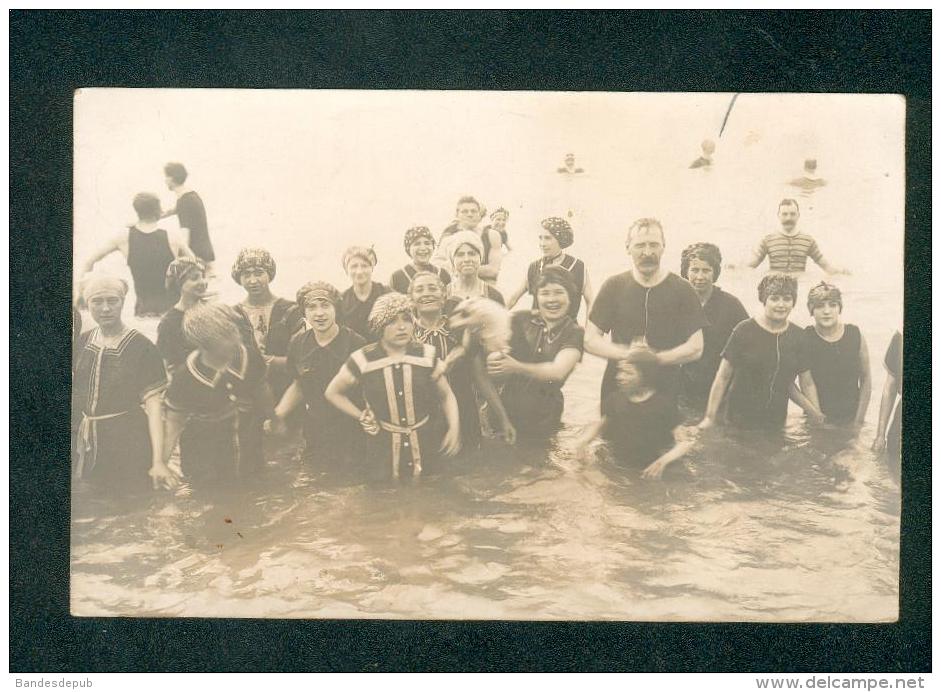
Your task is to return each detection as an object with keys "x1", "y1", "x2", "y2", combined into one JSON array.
[{"x1": 186, "y1": 343, "x2": 250, "y2": 388}]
